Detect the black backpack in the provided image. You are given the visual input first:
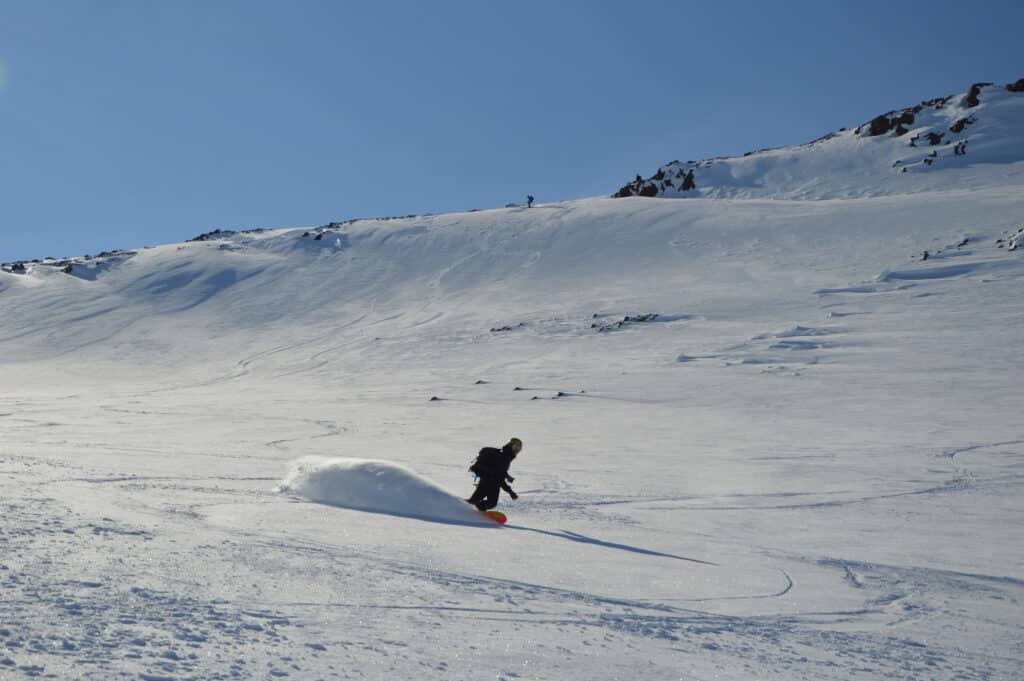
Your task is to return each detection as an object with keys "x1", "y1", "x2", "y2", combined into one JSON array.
[{"x1": 469, "y1": 447, "x2": 502, "y2": 476}]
